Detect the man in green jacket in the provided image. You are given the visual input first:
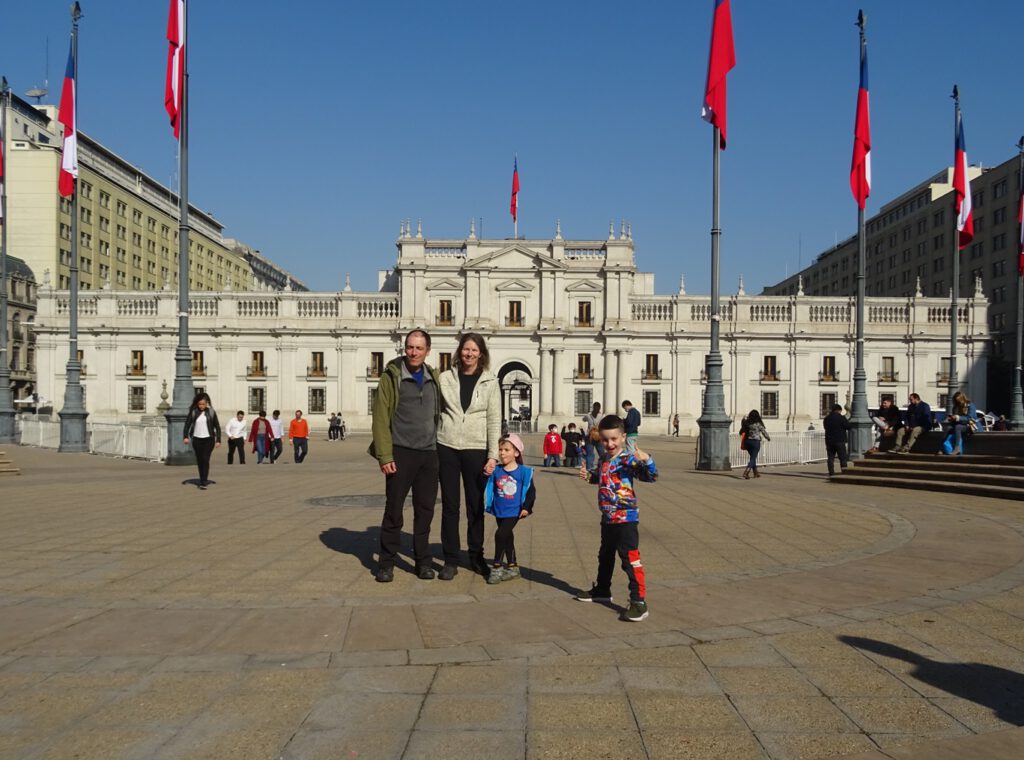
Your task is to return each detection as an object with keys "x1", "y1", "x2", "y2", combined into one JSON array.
[{"x1": 370, "y1": 329, "x2": 442, "y2": 582}]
